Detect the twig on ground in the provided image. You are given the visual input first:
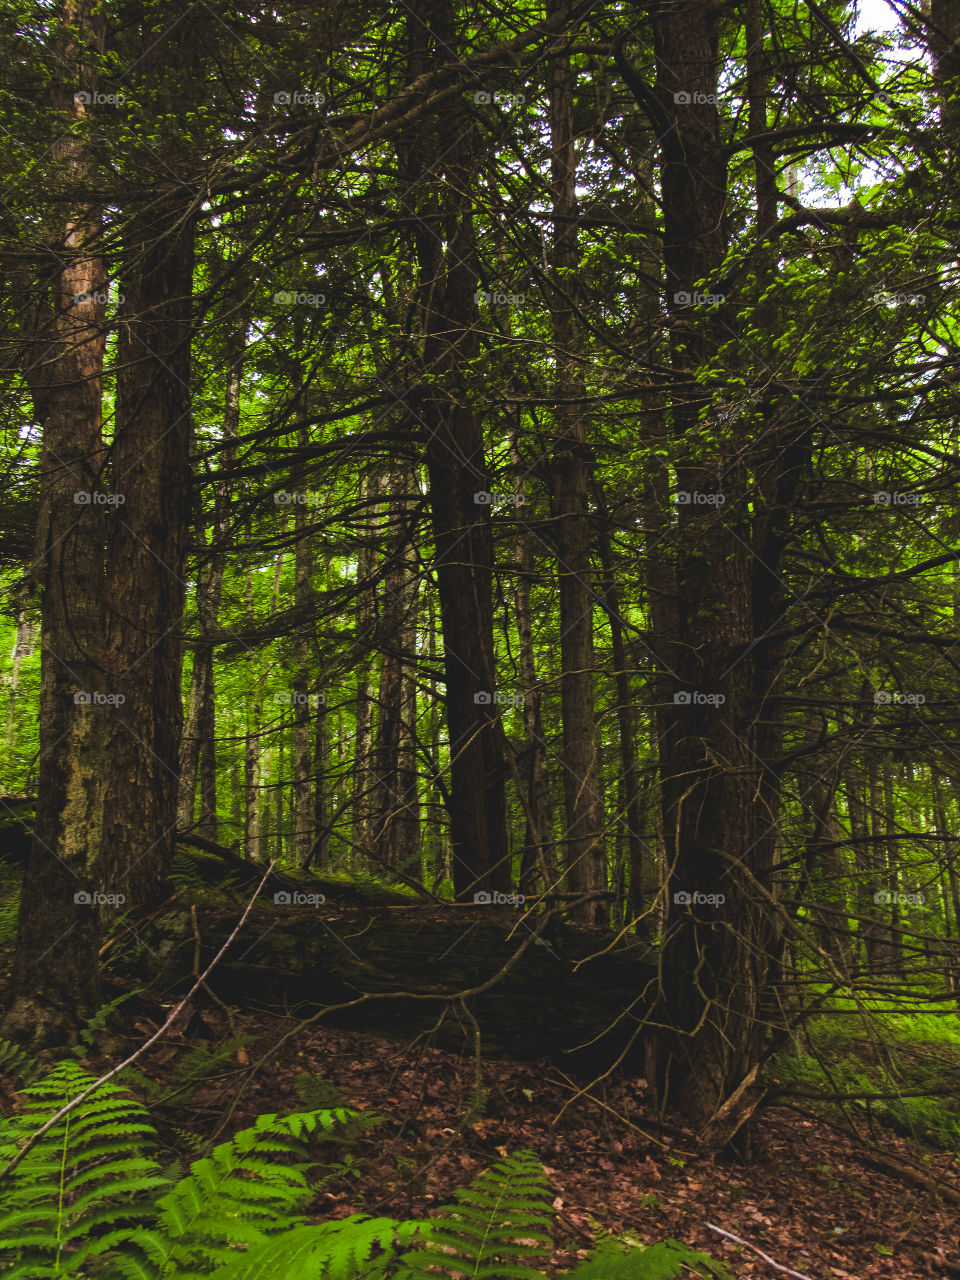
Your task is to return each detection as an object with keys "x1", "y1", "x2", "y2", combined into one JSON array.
[{"x1": 704, "y1": 1222, "x2": 813, "y2": 1280}]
